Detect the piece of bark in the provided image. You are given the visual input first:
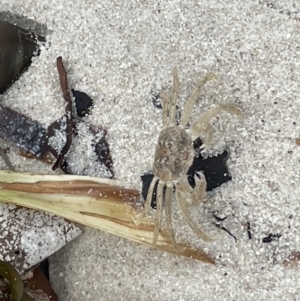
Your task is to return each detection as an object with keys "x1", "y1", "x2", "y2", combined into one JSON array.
[{"x1": 0, "y1": 104, "x2": 49, "y2": 158}]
